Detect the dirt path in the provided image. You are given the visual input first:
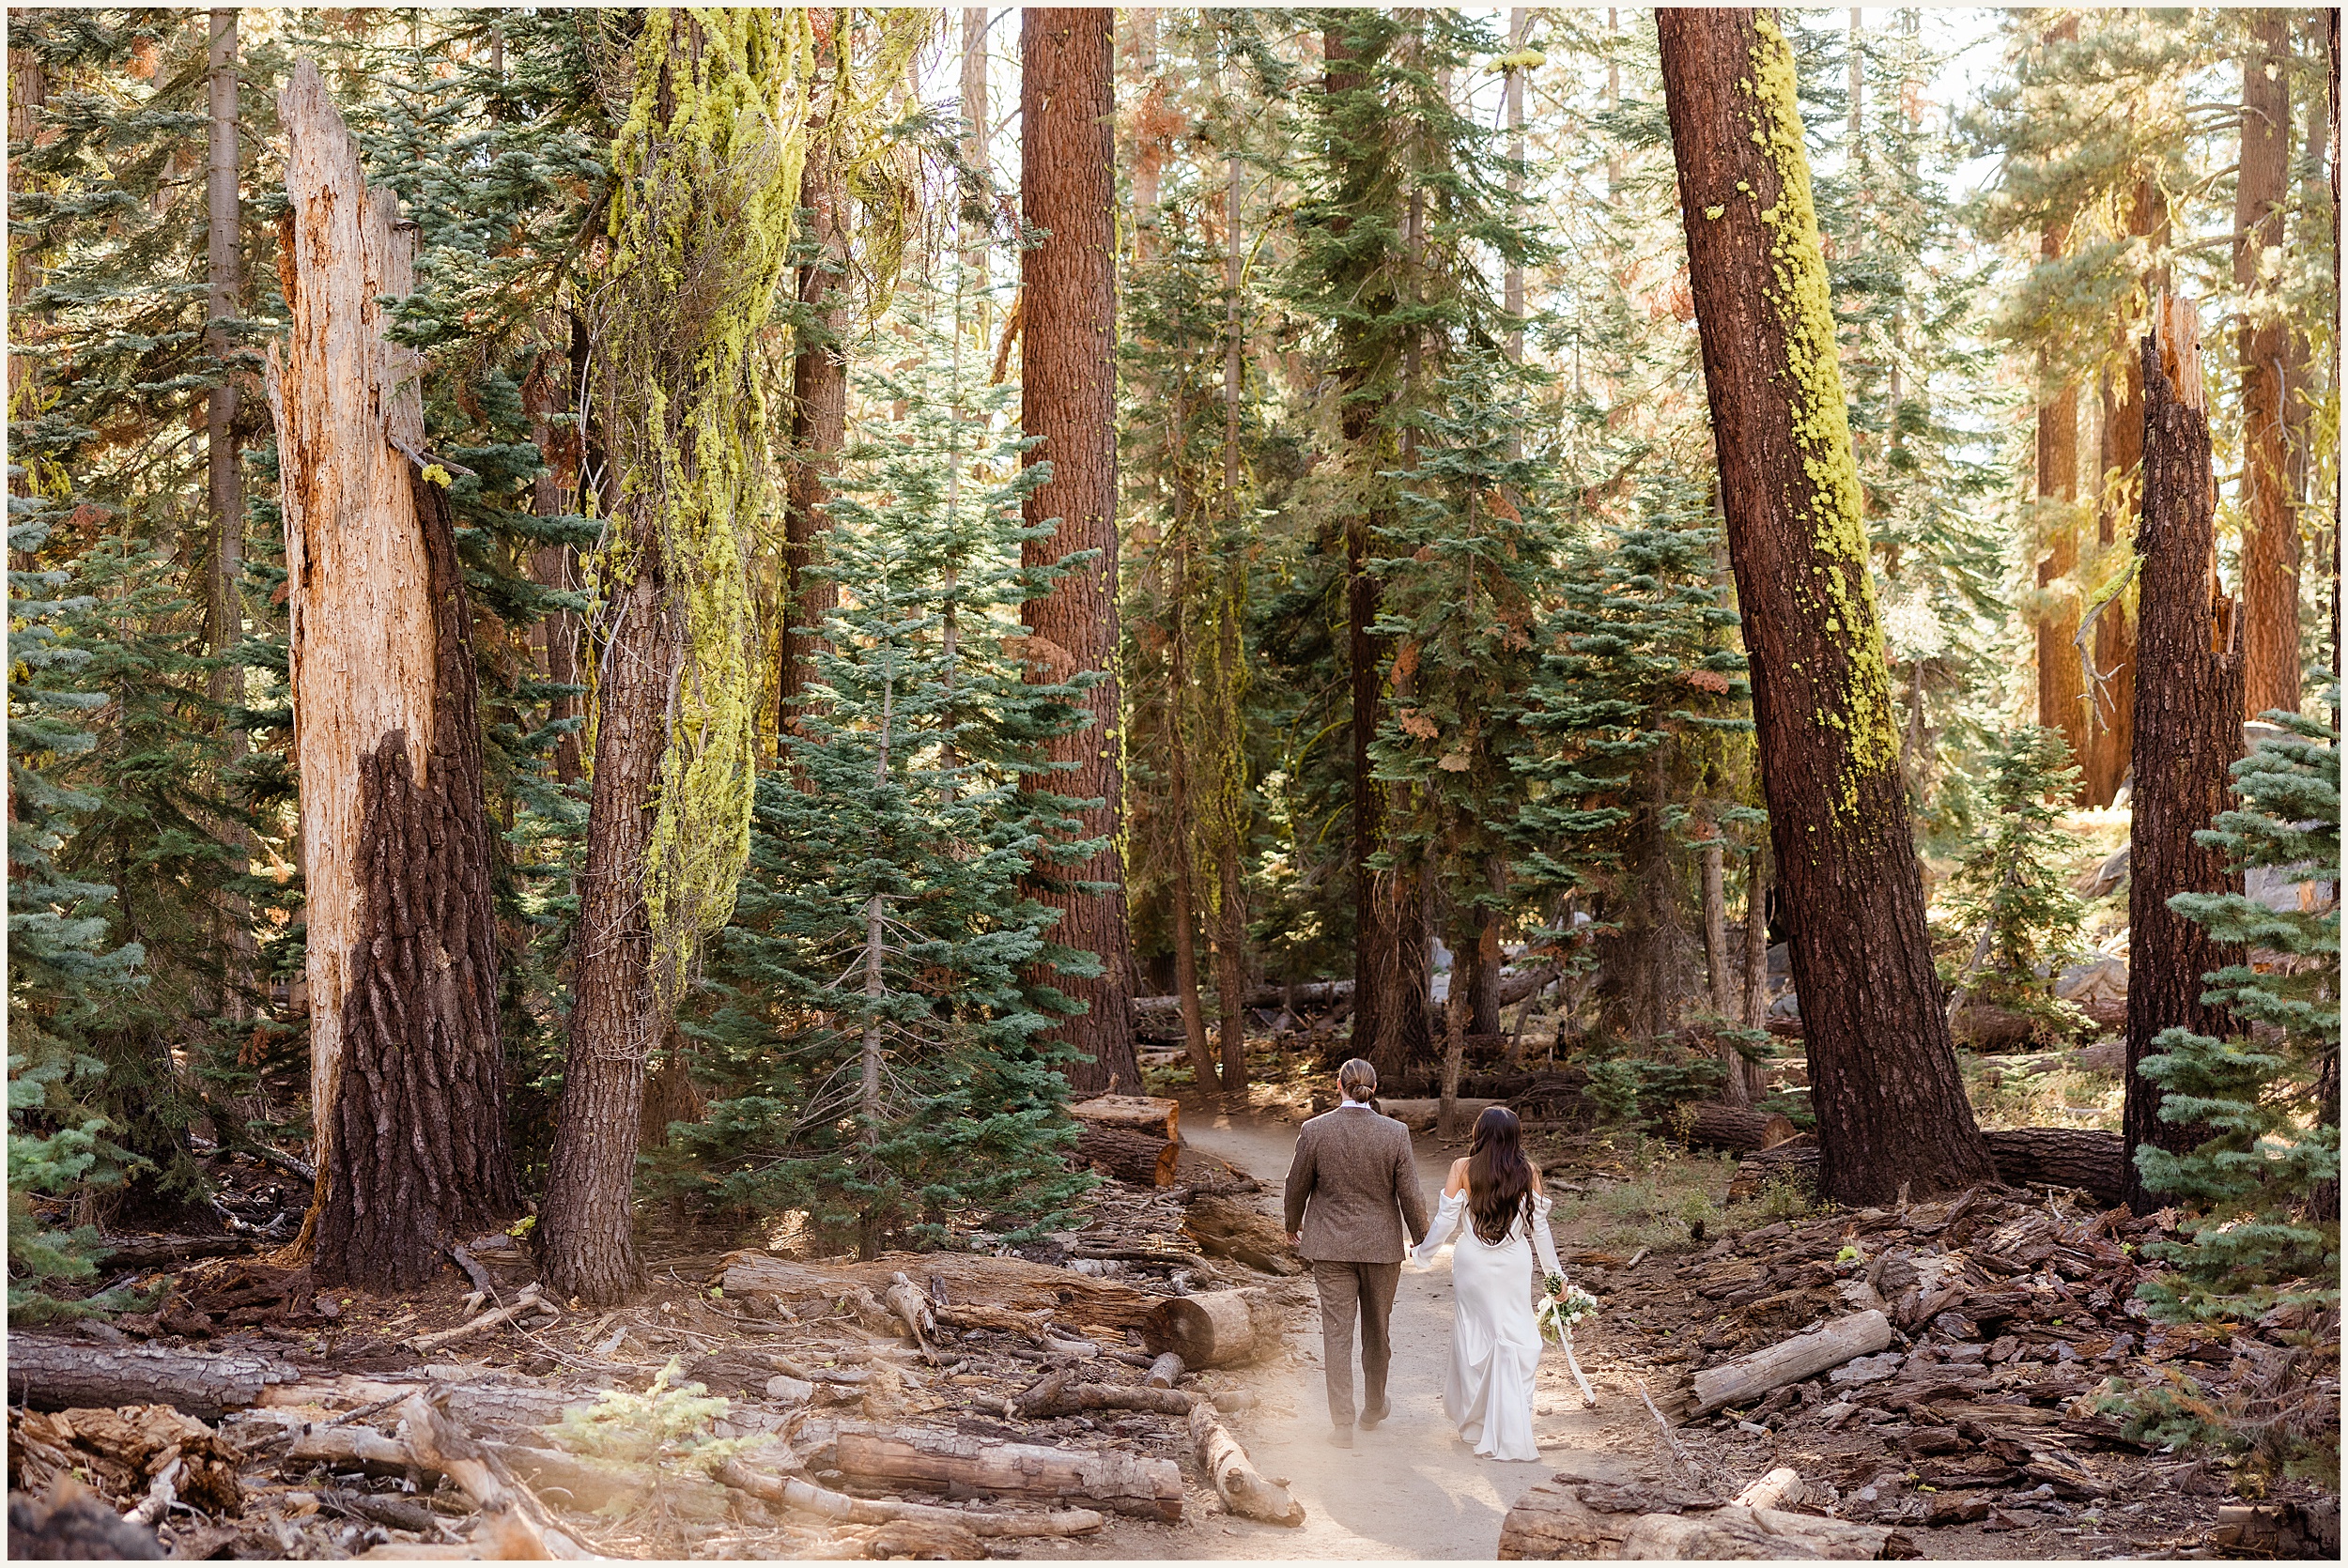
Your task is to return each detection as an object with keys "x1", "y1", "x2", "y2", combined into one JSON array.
[{"x1": 1067, "y1": 1101, "x2": 1647, "y2": 1561}]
